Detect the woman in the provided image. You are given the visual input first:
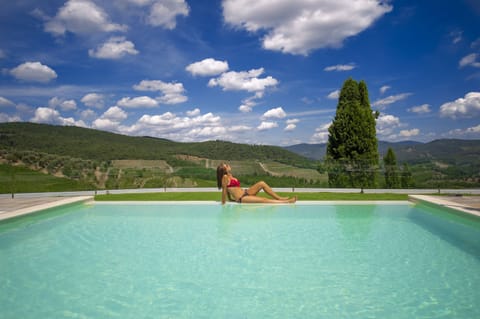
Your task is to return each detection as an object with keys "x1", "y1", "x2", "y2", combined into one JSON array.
[{"x1": 216, "y1": 163, "x2": 297, "y2": 204}]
